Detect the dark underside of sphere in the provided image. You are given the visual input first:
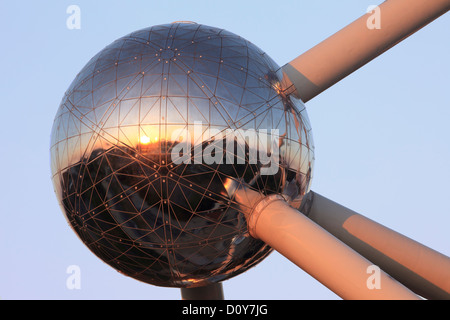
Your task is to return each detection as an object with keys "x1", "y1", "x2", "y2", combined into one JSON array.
[{"x1": 50, "y1": 23, "x2": 314, "y2": 288}]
